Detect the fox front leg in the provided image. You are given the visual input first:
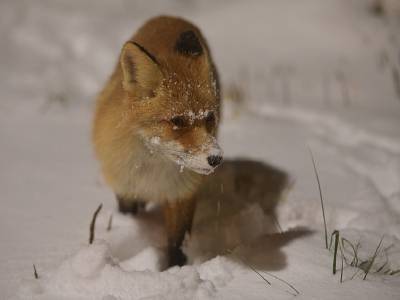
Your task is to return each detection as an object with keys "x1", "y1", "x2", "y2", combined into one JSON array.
[
  {"x1": 163, "y1": 197, "x2": 197, "y2": 267},
  {"x1": 116, "y1": 195, "x2": 146, "y2": 215}
]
